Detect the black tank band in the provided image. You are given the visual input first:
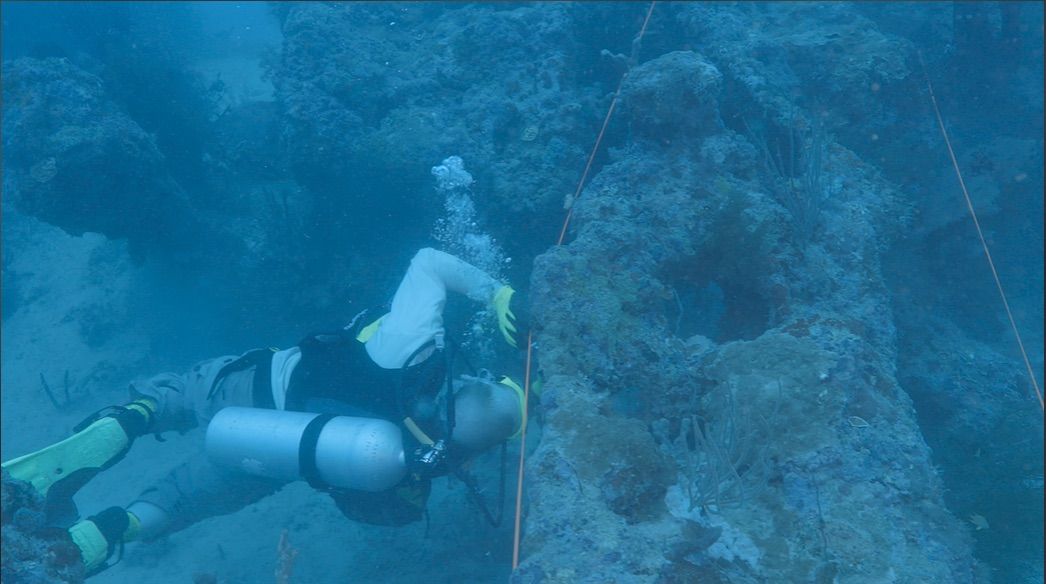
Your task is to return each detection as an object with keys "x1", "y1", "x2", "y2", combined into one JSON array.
[{"x1": 299, "y1": 414, "x2": 337, "y2": 489}]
